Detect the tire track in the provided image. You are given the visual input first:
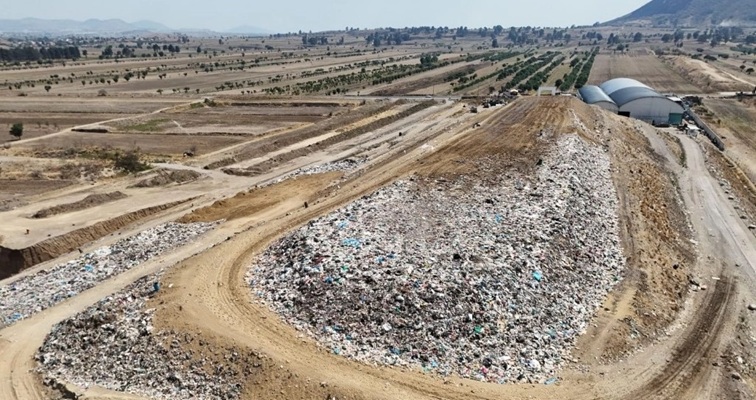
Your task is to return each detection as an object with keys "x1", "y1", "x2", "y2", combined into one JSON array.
[{"x1": 623, "y1": 276, "x2": 736, "y2": 399}]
